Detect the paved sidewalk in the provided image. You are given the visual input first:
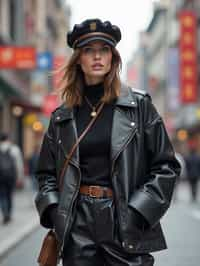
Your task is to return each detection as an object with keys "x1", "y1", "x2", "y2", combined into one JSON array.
[{"x1": 0, "y1": 183, "x2": 39, "y2": 258}]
